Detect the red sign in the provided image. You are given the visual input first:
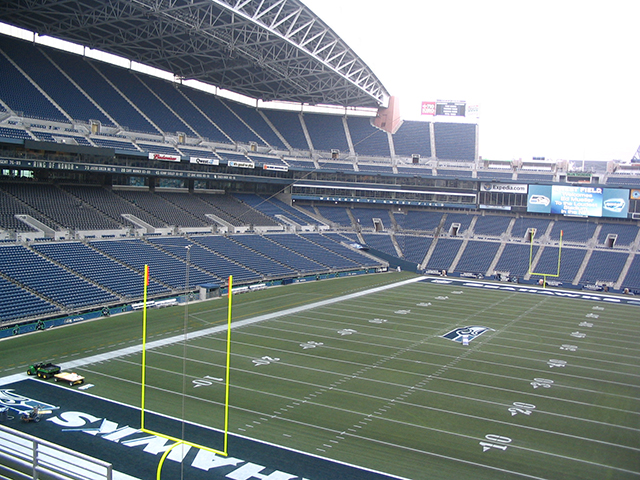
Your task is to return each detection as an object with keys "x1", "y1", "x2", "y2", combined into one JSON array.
[{"x1": 421, "y1": 101, "x2": 436, "y2": 115}]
